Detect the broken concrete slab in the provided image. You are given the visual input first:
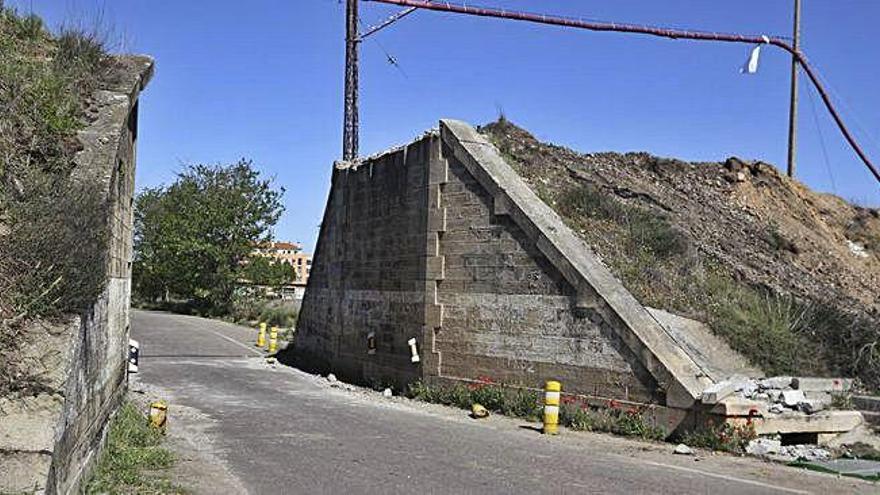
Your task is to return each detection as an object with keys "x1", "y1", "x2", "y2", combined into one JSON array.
[
  {"x1": 701, "y1": 380, "x2": 738, "y2": 404},
  {"x1": 792, "y1": 377, "x2": 853, "y2": 392},
  {"x1": 733, "y1": 410, "x2": 864, "y2": 435},
  {"x1": 782, "y1": 390, "x2": 806, "y2": 407},
  {"x1": 711, "y1": 397, "x2": 768, "y2": 416},
  {"x1": 759, "y1": 376, "x2": 793, "y2": 390}
]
